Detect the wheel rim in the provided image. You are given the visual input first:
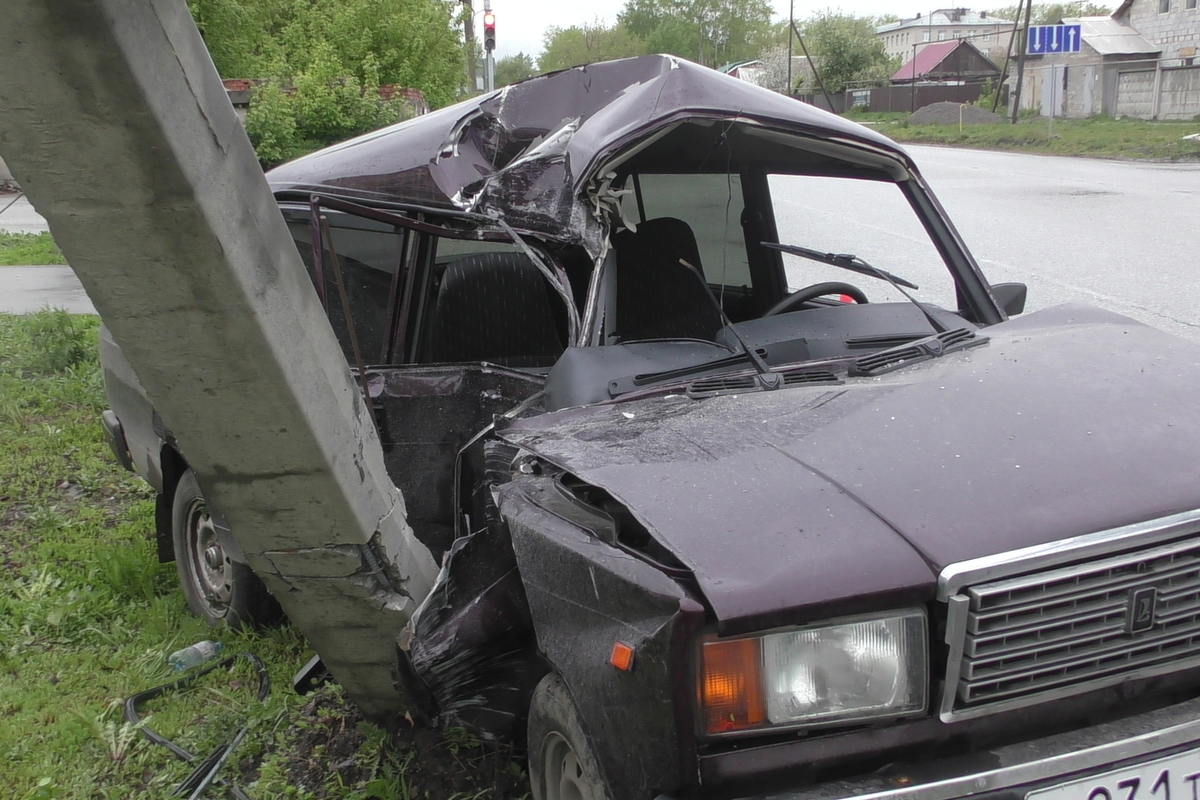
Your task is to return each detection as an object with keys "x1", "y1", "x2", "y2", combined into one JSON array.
[
  {"x1": 182, "y1": 496, "x2": 231, "y2": 615},
  {"x1": 543, "y1": 732, "x2": 589, "y2": 800}
]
